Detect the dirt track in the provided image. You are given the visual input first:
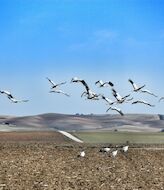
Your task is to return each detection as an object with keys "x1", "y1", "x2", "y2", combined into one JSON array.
[{"x1": 0, "y1": 141, "x2": 164, "y2": 190}]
